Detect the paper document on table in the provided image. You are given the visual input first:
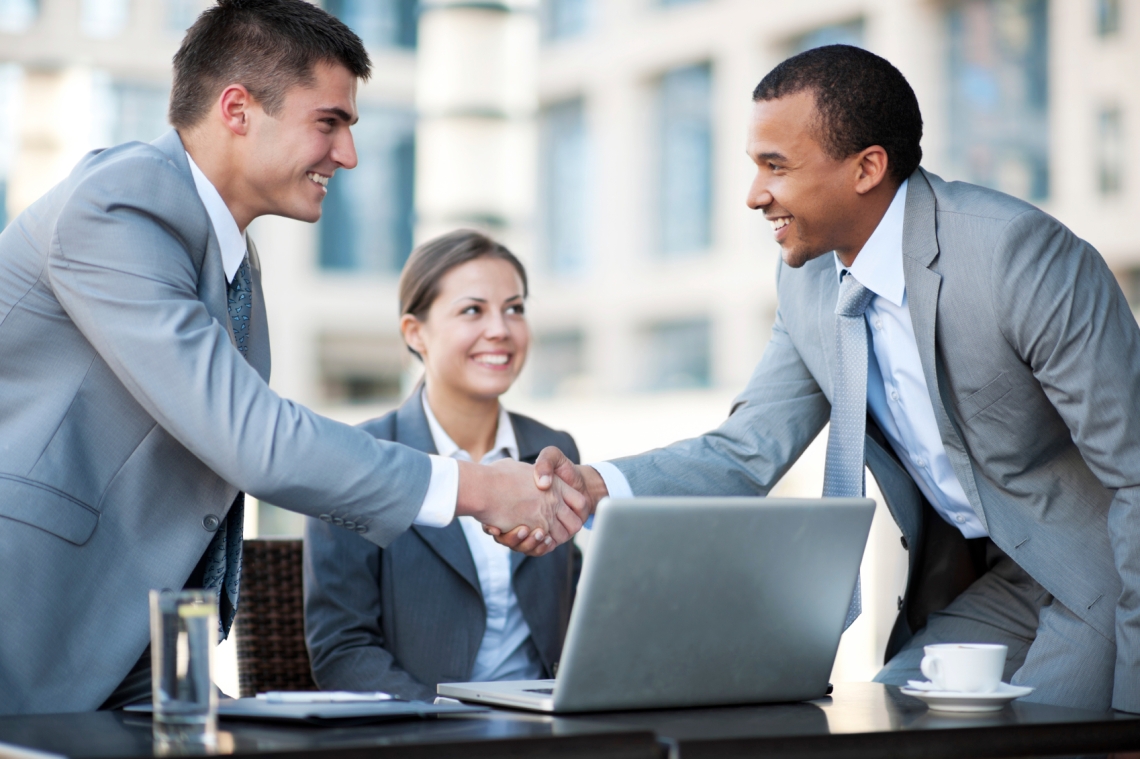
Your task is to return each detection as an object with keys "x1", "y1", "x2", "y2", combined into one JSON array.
[
  {"x1": 256, "y1": 691, "x2": 394, "y2": 703},
  {"x1": 125, "y1": 698, "x2": 487, "y2": 725}
]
